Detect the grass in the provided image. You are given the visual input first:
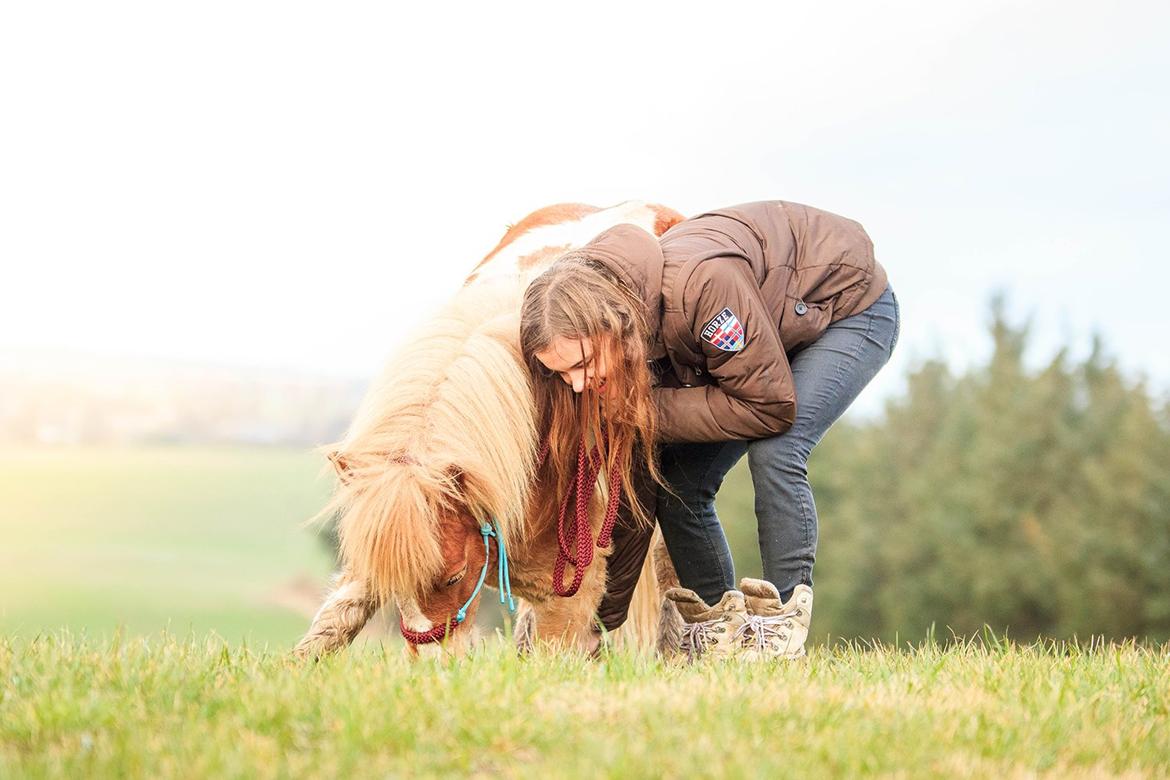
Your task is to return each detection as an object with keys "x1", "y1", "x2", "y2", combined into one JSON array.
[
  {"x1": 2, "y1": 634, "x2": 1168, "y2": 778},
  {"x1": 0, "y1": 446, "x2": 335, "y2": 646},
  {"x1": 3, "y1": 447, "x2": 1169, "y2": 776}
]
